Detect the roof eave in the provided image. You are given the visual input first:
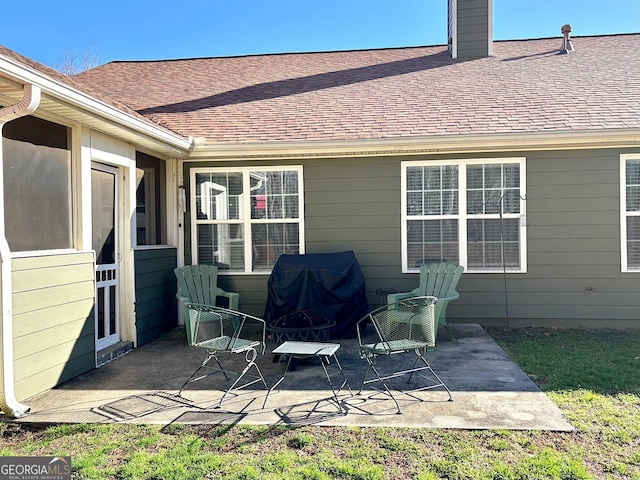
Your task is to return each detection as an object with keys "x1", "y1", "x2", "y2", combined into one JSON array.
[
  {"x1": 188, "y1": 129, "x2": 640, "y2": 160},
  {"x1": 0, "y1": 55, "x2": 193, "y2": 157}
]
